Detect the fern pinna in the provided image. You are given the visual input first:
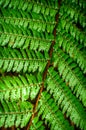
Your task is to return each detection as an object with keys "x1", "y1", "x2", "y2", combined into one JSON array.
[{"x1": 0, "y1": 0, "x2": 86, "y2": 130}]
